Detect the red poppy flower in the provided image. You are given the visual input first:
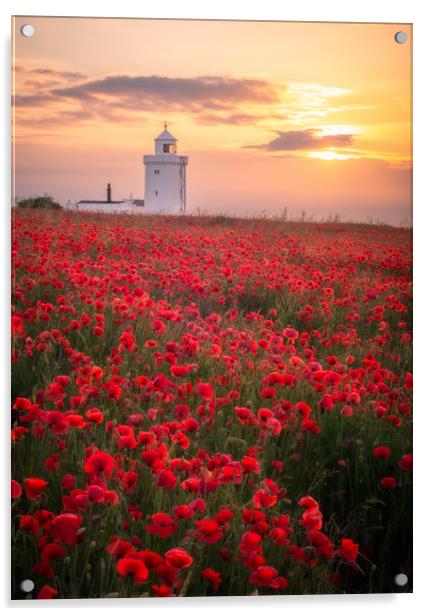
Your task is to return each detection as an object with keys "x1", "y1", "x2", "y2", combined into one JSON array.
[
  {"x1": 399, "y1": 454, "x2": 413, "y2": 471},
  {"x1": 37, "y1": 585, "x2": 58, "y2": 599},
  {"x1": 13, "y1": 397, "x2": 33, "y2": 411},
  {"x1": 170, "y1": 364, "x2": 190, "y2": 377},
  {"x1": 299, "y1": 495, "x2": 320, "y2": 512},
  {"x1": 50, "y1": 513, "x2": 83, "y2": 546},
  {"x1": 301, "y1": 419, "x2": 320, "y2": 434},
  {"x1": 41, "y1": 543, "x2": 67, "y2": 561},
  {"x1": 240, "y1": 531, "x2": 262, "y2": 554},
  {"x1": 243, "y1": 508, "x2": 266, "y2": 525},
  {"x1": 19, "y1": 514, "x2": 39, "y2": 536},
  {"x1": 380, "y1": 476, "x2": 397, "y2": 489},
  {"x1": 152, "y1": 584, "x2": 173, "y2": 597},
  {"x1": 336, "y1": 538, "x2": 359, "y2": 564},
  {"x1": 165, "y1": 548, "x2": 193, "y2": 569},
  {"x1": 61, "y1": 474, "x2": 75, "y2": 490},
  {"x1": 286, "y1": 544, "x2": 308, "y2": 564},
  {"x1": 126, "y1": 414, "x2": 143, "y2": 429},
  {"x1": 404, "y1": 372, "x2": 413, "y2": 389},
  {"x1": 307, "y1": 531, "x2": 334, "y2": 559},
  {"x1": 85, "y1": 408, "x2": 104, "y2": 424},
  {"x1": 253, "y1": 489, "x2": 277, "y2": 508},
  {"x1": 157, "y1": 469, "x2": 177, "y2": 489},
  {"x1": 341, "y1": 405, "x2": 354, "y2": 416},
  {"x1": 296, "y1": 401, "x2": 312, "y2": 418},
  {"x1": 202, "y1": 567, "x2": 222, "y2": 590},
  {"x1": 249, "y1": 565, "x2": 278, "y2": 586},
  {"x1": 269, "y1": 526, "x2": 290, "y2": 546},
  {"x1": 173, "y1": 504, "x2": 194, "y2": 519},
  {"x1": 138, "y1": 550, "x2": 164, "y2": 569},
  {"x1": 271, "y1": 576, "x2": 289, "y2": 590},
  {"x1": 11, "y1": 479, "x2": 22, "y2": 499},
  {"x1": 87, "y1": 484, "x2": 106, "y2": 503},
  {"x1": 107, "y1": 539, "x2": 134, "y2": 558},
  {"x1": 24, "y1": 478, "x2": 48, "y2": 500},
  {"x1": 67, "y1": 414, "x2": 85, "y2": 428},
  {"x1": 190, "y1": 497, "x2": 206, "y2": 512},
  {"x1": 44, "y1": 454, "x2": 60, "y2": 471},
  {"x1": 300, "y1": 509, "x2": 323, "y2": 532},
  {"x1": 241, "y1": 456, "x2": 261, "y2": 474},
  {"x1": 260, "y1": 387, "x2": 275, "y2": 399},
  {"x1": 84, "y1": 451, "x2": 115, "y2": 478},
  {"x1": 117, "y1": 557, "x2": 148, "y2": 583},
  {"x1": 197, "y1": 382, "x2": 214, "y2": 400},
  {"x1": 214, "y1": 508, "x2": 233, "y2": 526},
  {"x1": 195, "y1": 519, "x2": 222, "y2": 544},
  {"x1": 118, "y1": 435, "x2": 137, "y2": 449},
  {"x1": 234, "y1": 407, "x2": 254, "y2": 424},
  {"x1": 319, "y1": 394, "x2": 334, "y2": 412},
  {"x1": 373, "y1": 446, "x2": 391, "y2": 460},
  {"x1": 172, "y1": 431, "x2": 190, "y2": 450},
  {"x1": 33, "y1": 559, "x2": 55, "y2": 578},
  {"x1": 121, "y1": 471, "x2": 138, "y2": 492},
  {"x1": 147, "y1": 513, "x2": 177, "y2": 538}
]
